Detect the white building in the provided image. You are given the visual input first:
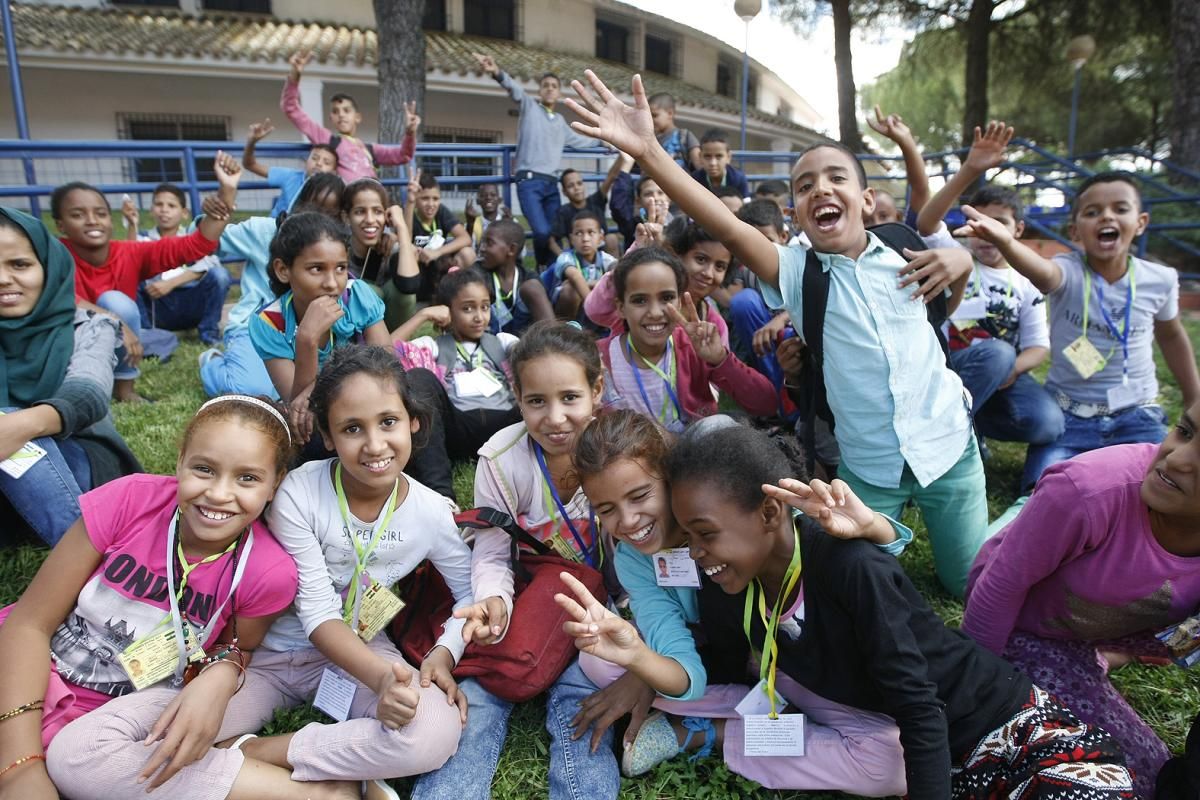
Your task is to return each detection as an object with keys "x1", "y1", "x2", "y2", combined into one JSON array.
[{"x1": 0, "y1": 0, "x2": 826, "y2": 207}]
